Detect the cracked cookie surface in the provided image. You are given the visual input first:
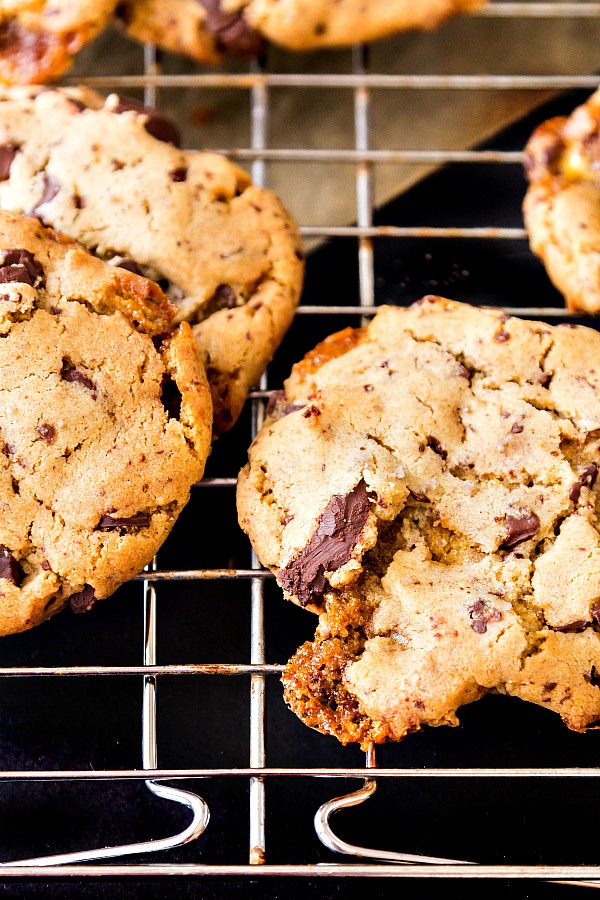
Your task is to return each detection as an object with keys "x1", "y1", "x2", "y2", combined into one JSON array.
[
  {"x1": 0, "y1": 209, "x2": 212, "y2": 636},
  {"x1": 524, "y1": 86, "x2": 600, "y2": 314},
  {"x1": 0, "y1": 1, "x2": 117, "y2": 84},
  {"x1": 116, "y1": 0, "x2": 484, "y2": 61},
  {"x1": 237, "y1": 296, "x2": 600, "y2": 746},
  {"x1": 0, "y1": 85, "x2": 304, "y2": 433}
]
